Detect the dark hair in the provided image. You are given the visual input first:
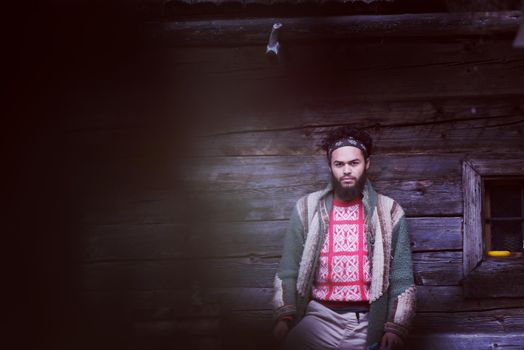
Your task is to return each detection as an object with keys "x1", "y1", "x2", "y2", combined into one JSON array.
[{"x1": 320, "y1": 126, "x2": 373, "y2": 161}]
